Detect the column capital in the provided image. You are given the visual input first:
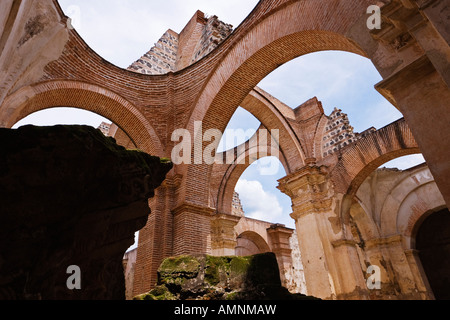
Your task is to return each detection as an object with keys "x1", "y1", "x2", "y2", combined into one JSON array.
[
  {"x1": 210, "y1": 213, "x2": 241, "y2": 256},
  {"x1": 277, "y1": 165, "x2": 330, "y2": 195},
  {"x1": 278, "y1": 165, "x2": 334, "y2": 220}
]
